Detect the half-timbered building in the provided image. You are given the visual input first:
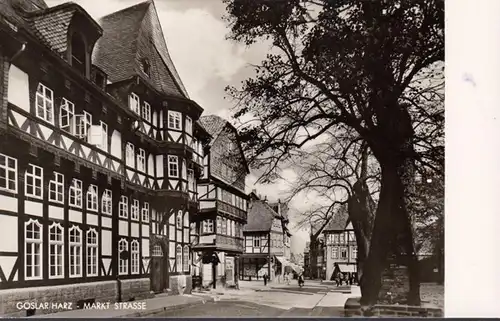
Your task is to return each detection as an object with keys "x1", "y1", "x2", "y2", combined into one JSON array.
[
  {"x1": 239, "y1": 192, "x2": 295, "y2": 282},
  {"x1": 192, "y1": 115, "x2": 249, "y2": 288},
  {"x1": 0, "y1": 0, "x2": 208, "y2": 316}
]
